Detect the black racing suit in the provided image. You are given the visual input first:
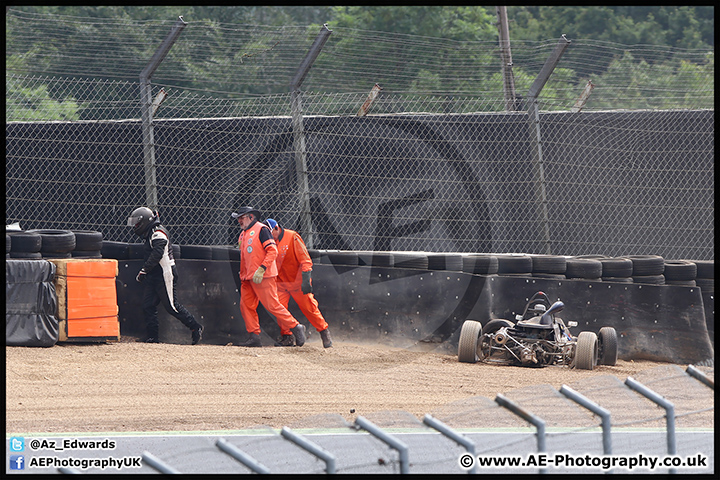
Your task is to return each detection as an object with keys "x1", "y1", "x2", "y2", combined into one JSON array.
[{"x1": 141, "y1": 222, "x2": 201, "y2": 339}]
